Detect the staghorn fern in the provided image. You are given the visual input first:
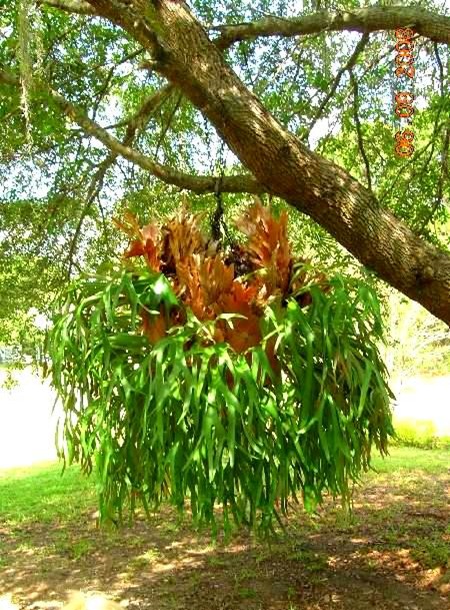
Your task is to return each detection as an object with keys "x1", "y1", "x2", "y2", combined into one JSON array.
[{"x1": 45, "y1": 203, "x2": 394, "y2": 535}]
